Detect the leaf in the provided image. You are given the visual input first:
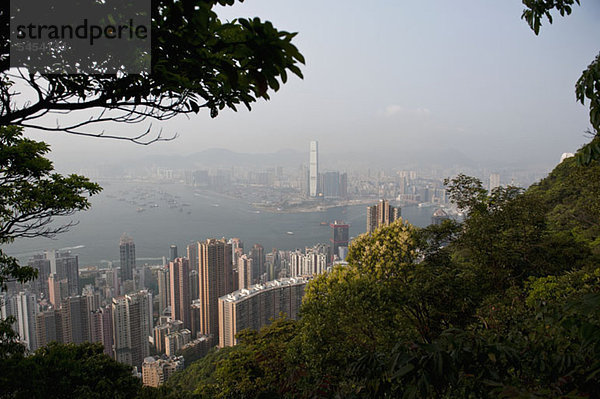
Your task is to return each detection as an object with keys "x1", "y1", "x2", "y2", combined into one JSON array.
[
  {"x1": 392, "y1": 363, "x2": 415, "y2": 379},
  {"x1": 188, "y1": 100, "x2": 200, "y2": 113}
]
